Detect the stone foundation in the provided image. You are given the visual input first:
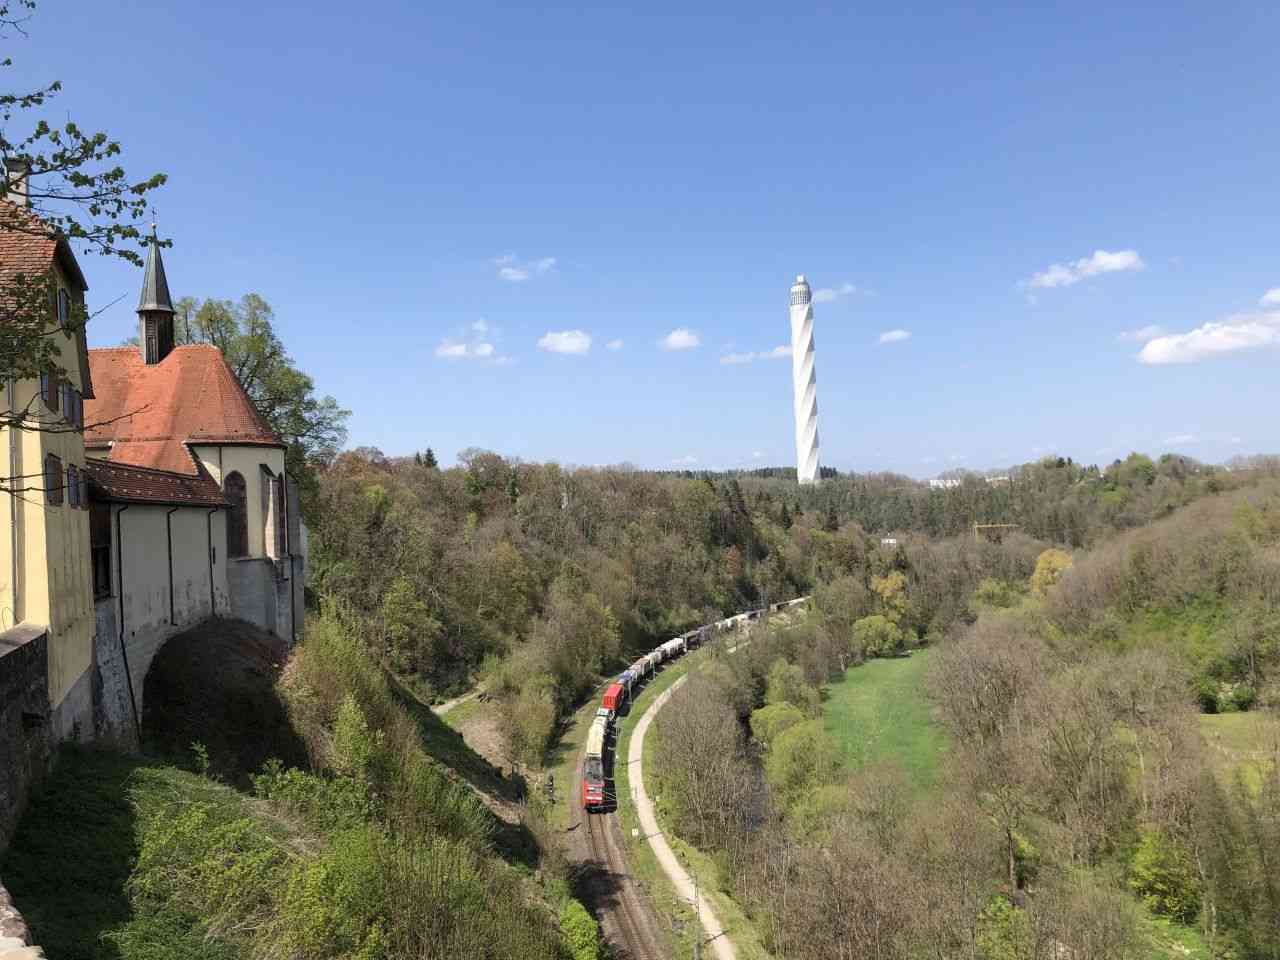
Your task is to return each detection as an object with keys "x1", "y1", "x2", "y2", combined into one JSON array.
[{"x1": 0, "y1": 625, "x2": 49, "y2": 851}]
